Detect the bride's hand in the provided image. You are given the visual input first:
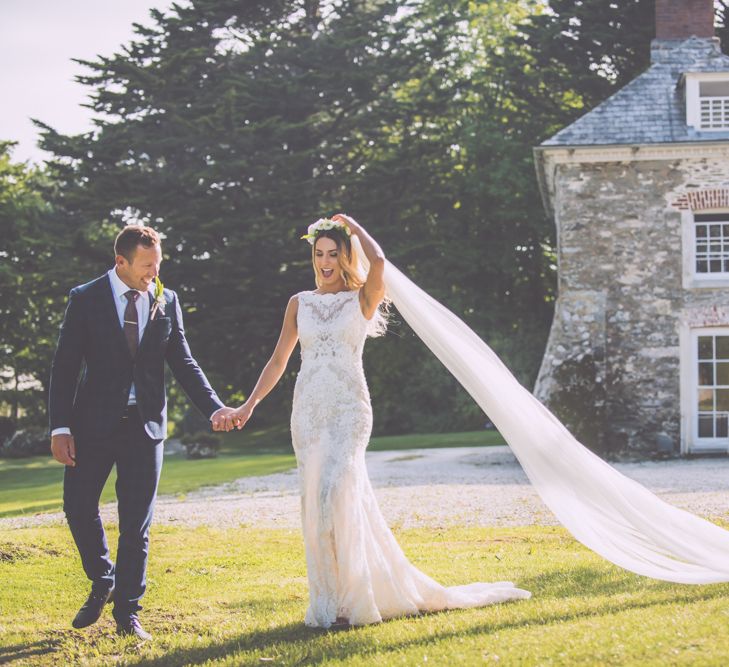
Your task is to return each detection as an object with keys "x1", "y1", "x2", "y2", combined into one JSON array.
[
  {"x1": 332, "y1": 213, "x2": 359, "y2": 235},
  {"x1": 226, "y1": 402, "x2": 254, "y2": 431}
]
